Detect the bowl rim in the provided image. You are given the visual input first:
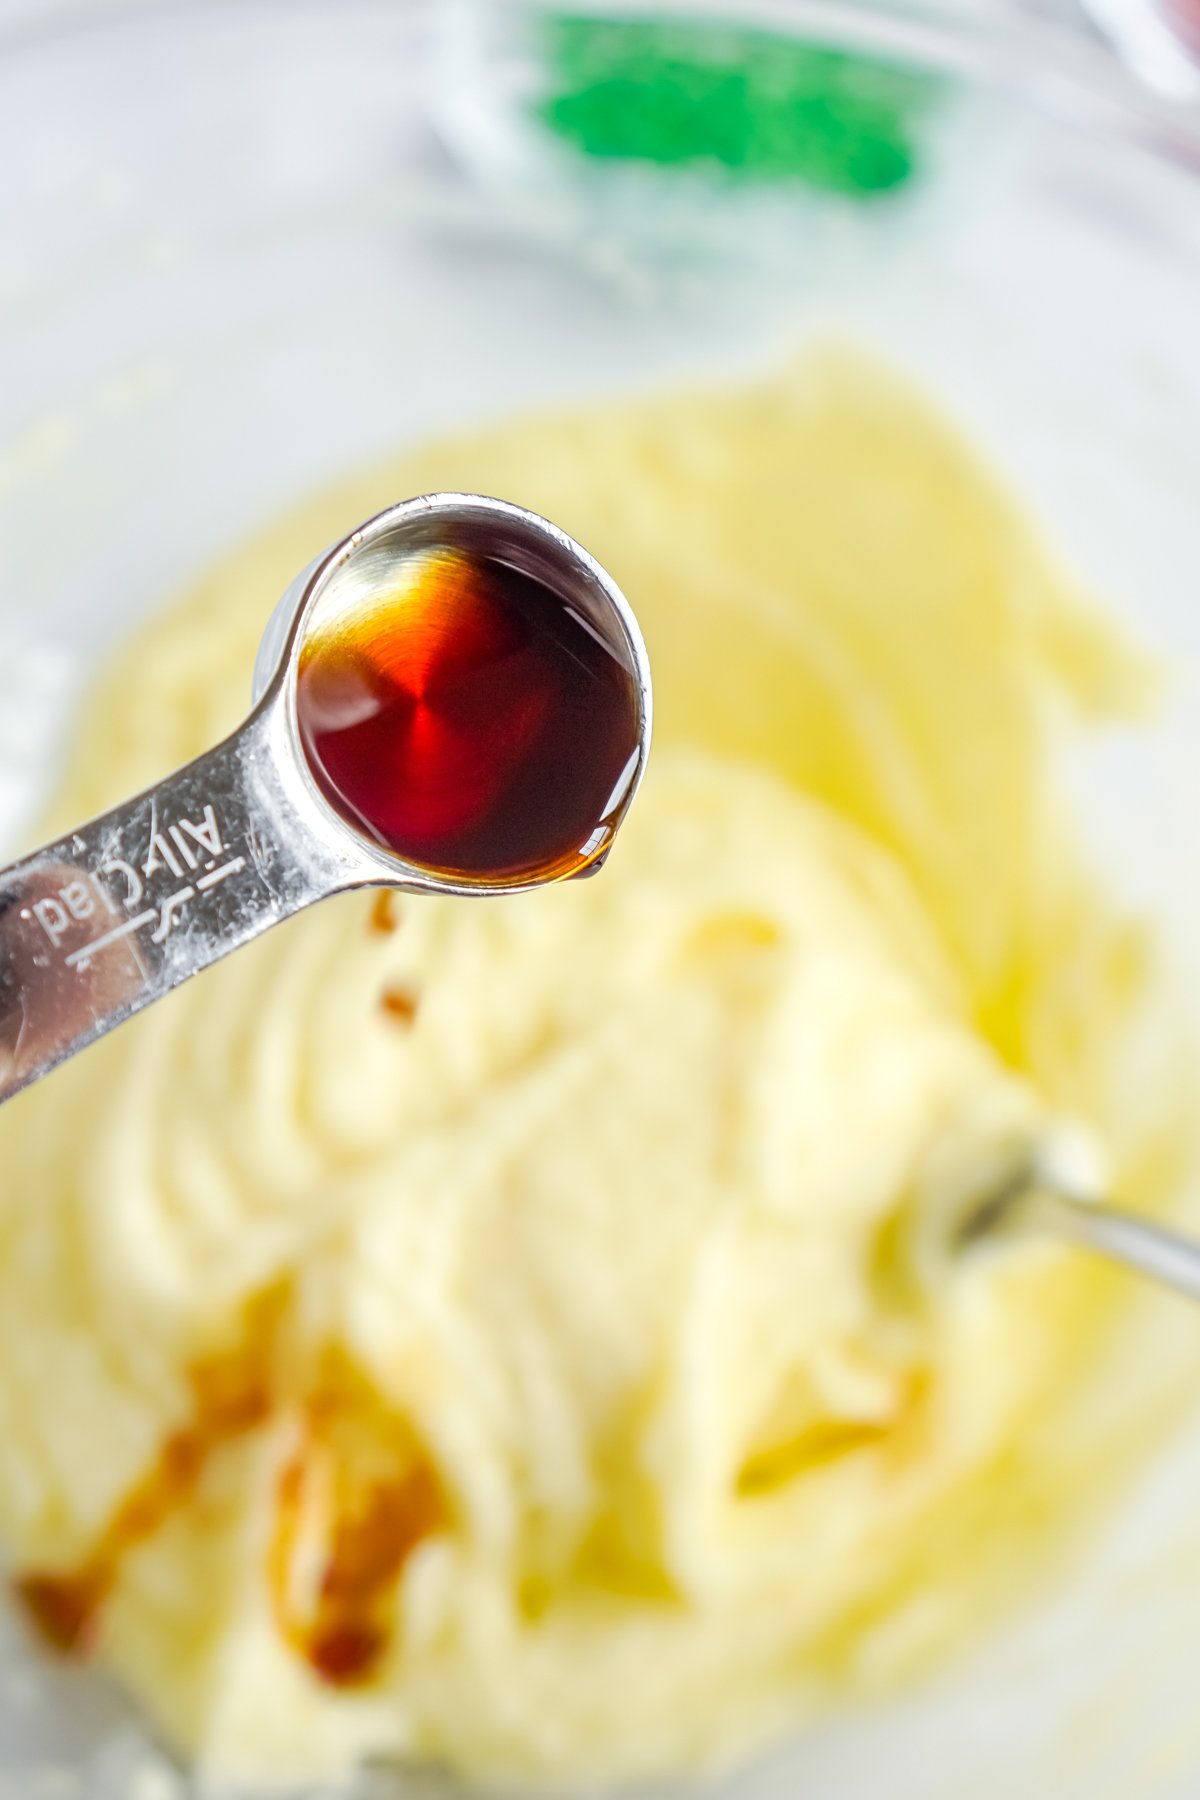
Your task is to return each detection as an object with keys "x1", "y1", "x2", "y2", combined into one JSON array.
[{"x1": 4, "y1": 0, "x2": 1197, "y2": 173}]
